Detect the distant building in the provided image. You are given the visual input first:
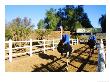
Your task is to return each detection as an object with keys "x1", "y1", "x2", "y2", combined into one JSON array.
[{"x1": 76, "y1": 28, "x2": 102, "y2": 33}]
